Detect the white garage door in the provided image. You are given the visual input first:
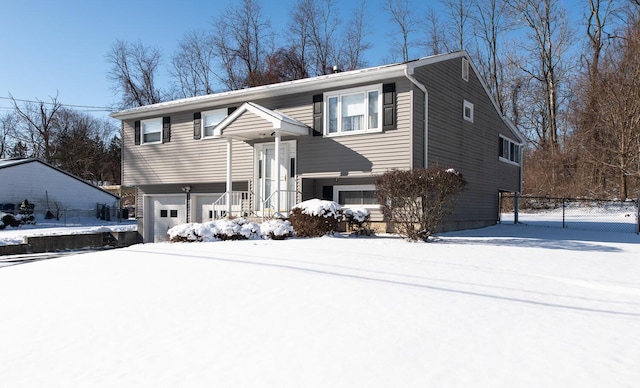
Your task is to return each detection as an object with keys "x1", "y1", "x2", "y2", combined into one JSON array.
[
  {"x1": 192, "y1": 194, "x2": 223, "y2": 223},
  {"x1": 145, "y1": 195, "x2": 187, "y2": 243}
]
